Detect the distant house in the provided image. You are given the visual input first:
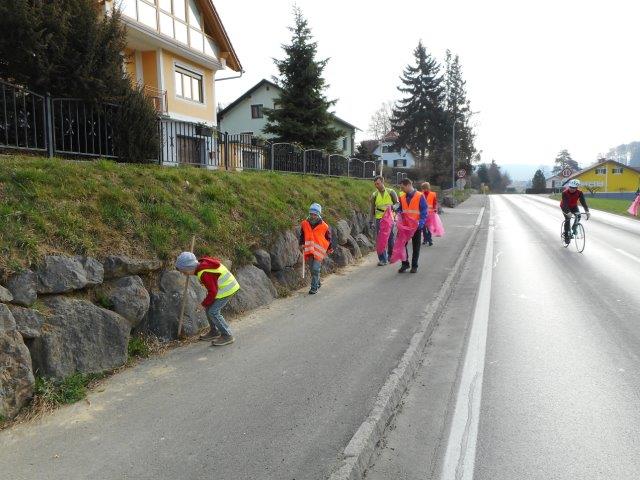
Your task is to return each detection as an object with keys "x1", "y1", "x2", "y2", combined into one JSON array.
[
  {"x1": 568, "y1": 159, "x2": 640, "y2": 193},
  {"x1": 217, "y1": 79, "x2": 358, "y2": 156},
  {"x1": 363, "y1": 131, "x2": 417, "y2": 169},
  {"x1": 546, "y1": 173, "x2": 567, "y2": 190}
]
